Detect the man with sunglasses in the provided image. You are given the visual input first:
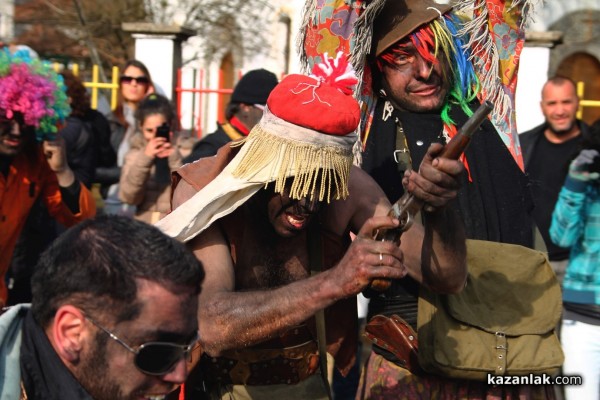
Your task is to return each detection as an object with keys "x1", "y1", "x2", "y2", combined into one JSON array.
[
  {"x1": 157, "y1": 53, "x2": 467, "y2": 399},
  {"x1": 0, "y1": 214, "x2": 204, "y2": 400}
]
